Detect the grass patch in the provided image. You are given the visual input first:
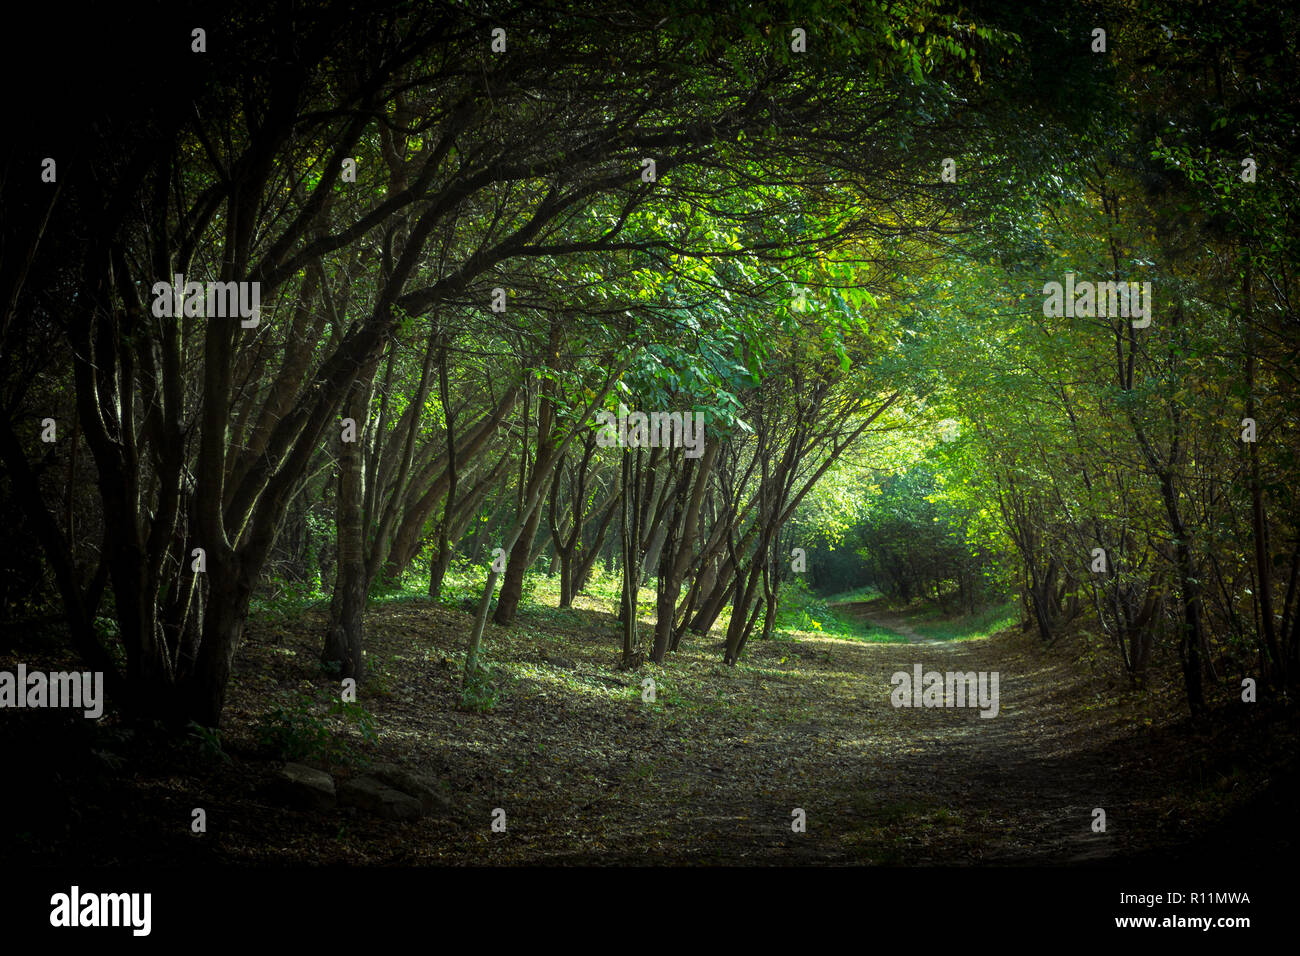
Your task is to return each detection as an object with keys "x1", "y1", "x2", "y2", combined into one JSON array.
[
  {"x1": 822, "y1": 585, "x2": 883, "y2": 605},
  {"x1": 774, "y1": 580, "x2": 904, "y2": 643},
  {"x1": 910, "y1": 601, "x2": 1017, "y2": 642}
]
